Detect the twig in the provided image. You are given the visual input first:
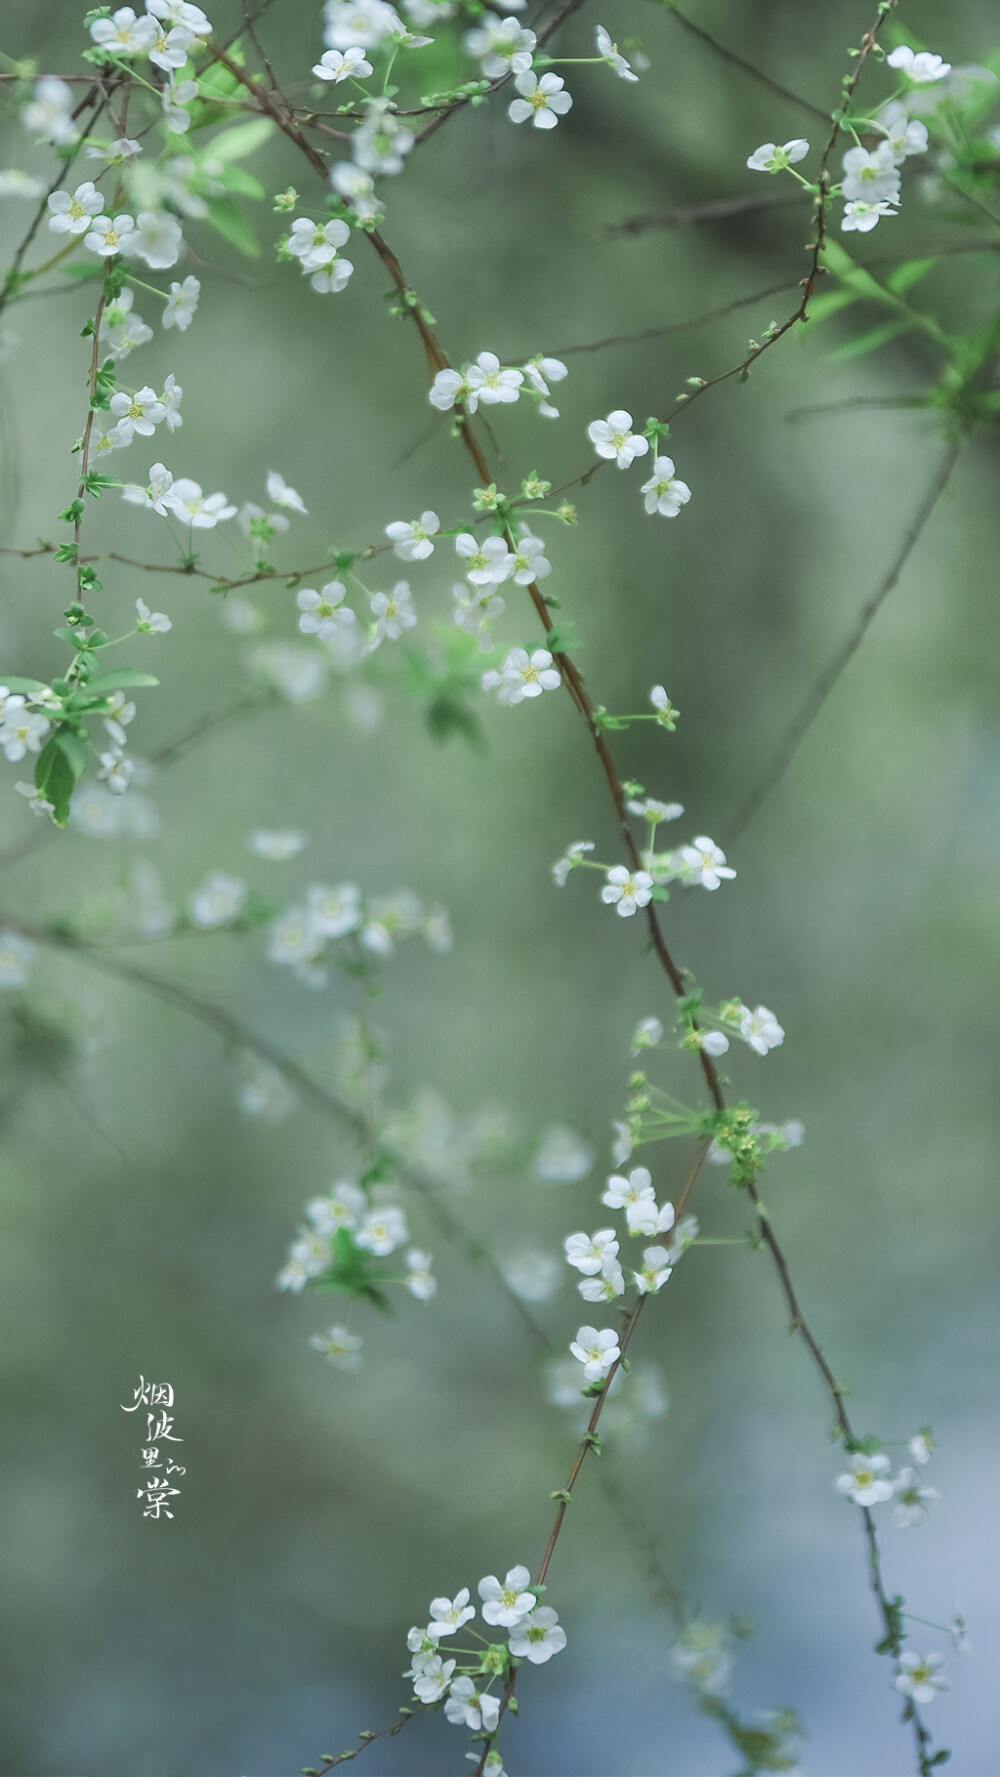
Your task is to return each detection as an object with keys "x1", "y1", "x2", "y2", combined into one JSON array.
[
  {"x1": 607, "y1": 189, "x2": 807, "y2": 237},
  {"x1": 666, "y1": 6, "x2": 829, "y2": 123},
  {"x1": 725, "y1": 440, "x2": 961, "y2": 843}
]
